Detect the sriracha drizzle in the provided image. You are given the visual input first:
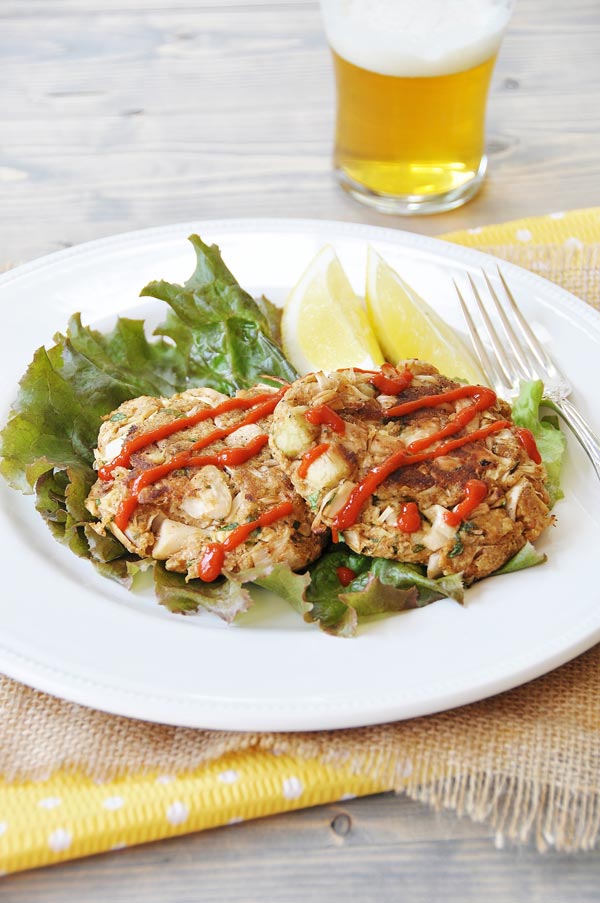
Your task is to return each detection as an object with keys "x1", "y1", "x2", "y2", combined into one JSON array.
[
  {"x1": 101, "y1": 367, "x2": 544, "y2": 583},
  {"x1": 332, "y1": 382, "x2": 517, "y2": 533},
  {"x1": 444, "y1": 479, "x2": 488, "y2": 527},
  {"x1": 104, "y1": 389, "x2": 292, "y2": 581},
  {"x1": 99, "y1": 390, "x2": 286, "y2": 481},
  {"x1": 397, "y1": 501, "x2": 421, "y2": 533}
]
